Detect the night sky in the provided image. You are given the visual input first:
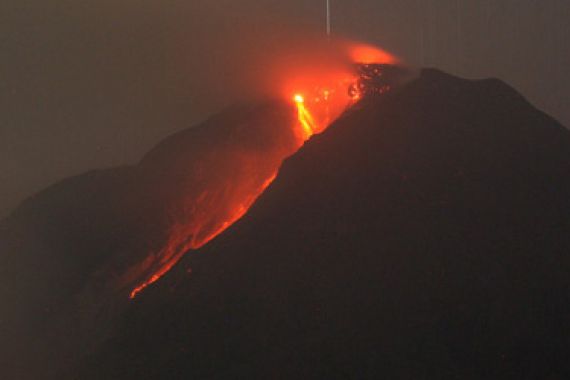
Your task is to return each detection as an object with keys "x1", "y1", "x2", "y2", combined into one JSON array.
[{"x1": 2, "y1": 0, "x2": 569, "y2": 218}]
